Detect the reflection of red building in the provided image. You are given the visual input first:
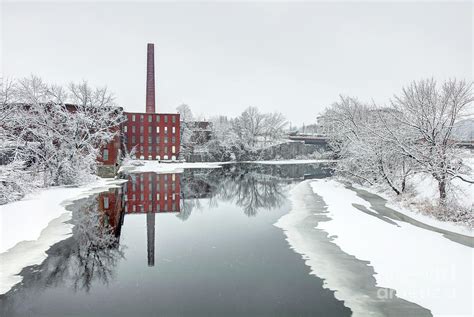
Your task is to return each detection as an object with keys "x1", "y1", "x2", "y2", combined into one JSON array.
[
  {"x1": 97, "y1": 172, "x2": 181, "y2": 267},
  {"x1": 125, "y1": 172, "x2": 181, "y2": 214}
]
